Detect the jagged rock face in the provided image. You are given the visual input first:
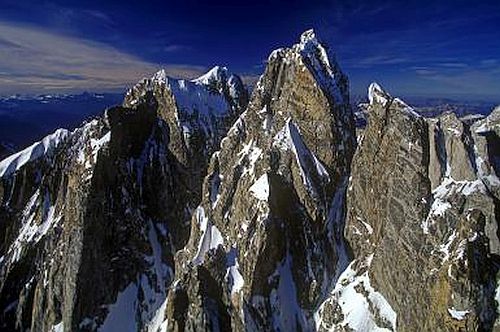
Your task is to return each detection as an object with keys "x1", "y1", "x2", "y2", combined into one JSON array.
[
  {"x1": 0, "y1": 67, "x2": 247, "y2": 331},
  {"x1": 317, "y1": 83, "x2": 500, "y2": 331},
  {"x1": 72, "y1": 101, "x2": 178, "y2": 331},
  {"x1": 163, "y1": 29, "x2": 356, "y2": 331},
  {"x1": 123, "y1": 66, "x2": 248, "y2": 205},
  {"x1": 0, "y1": 119, "x2": 109, "y2": 331}
]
